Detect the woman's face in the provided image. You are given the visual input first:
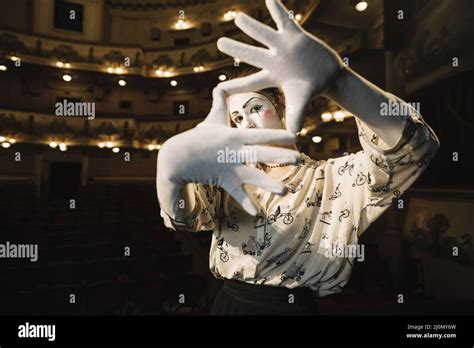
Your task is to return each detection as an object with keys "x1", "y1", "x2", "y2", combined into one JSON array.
[{"x1": 228, "y1": 92, "x2": 283, "y2": 130}]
